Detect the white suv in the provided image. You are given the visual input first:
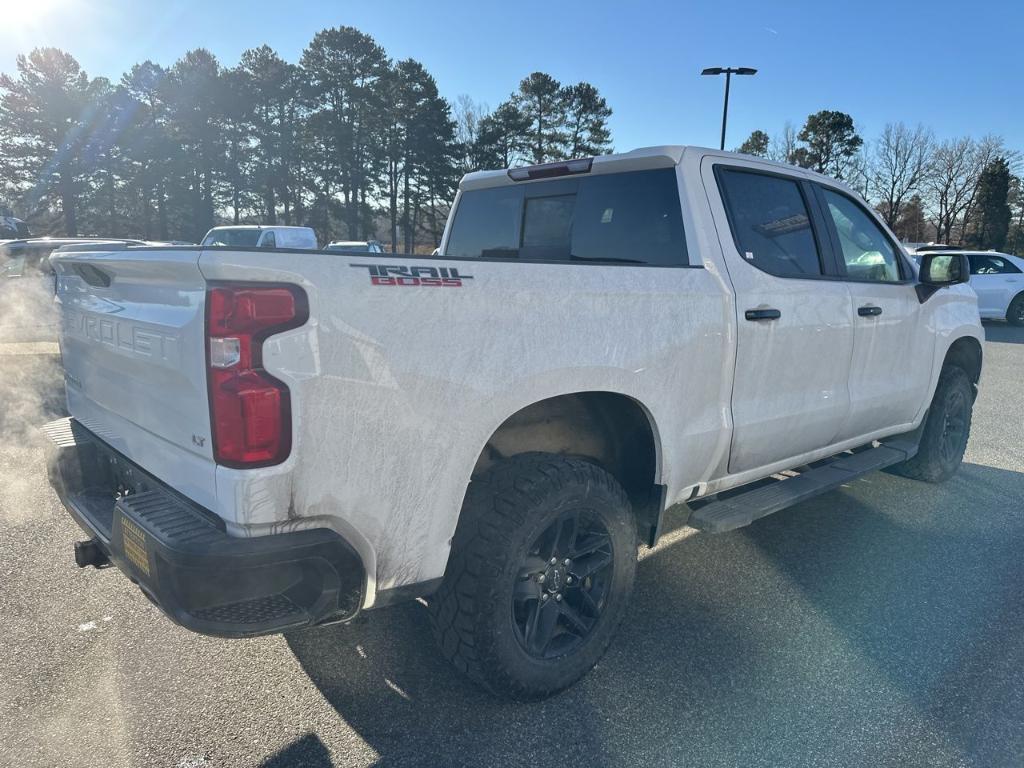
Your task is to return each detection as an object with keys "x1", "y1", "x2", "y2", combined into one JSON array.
[
  {"x1": 912, "y1": 248, "x2": 1024, "y2": 324},
  {"x1": 964, "y1": 252, "x2": 1024, "y2": 325}
]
